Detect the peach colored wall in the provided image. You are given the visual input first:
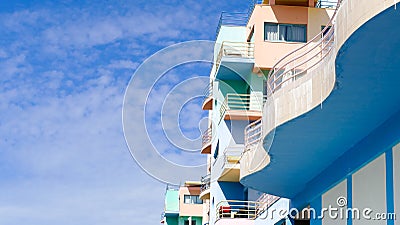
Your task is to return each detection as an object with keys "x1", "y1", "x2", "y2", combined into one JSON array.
[
  {"x1": 179, "y1": 186, "x2": 203, "y2": 217},
  {"x1": 247, "y1": 5, "x2": 333, "y2": 69}
]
